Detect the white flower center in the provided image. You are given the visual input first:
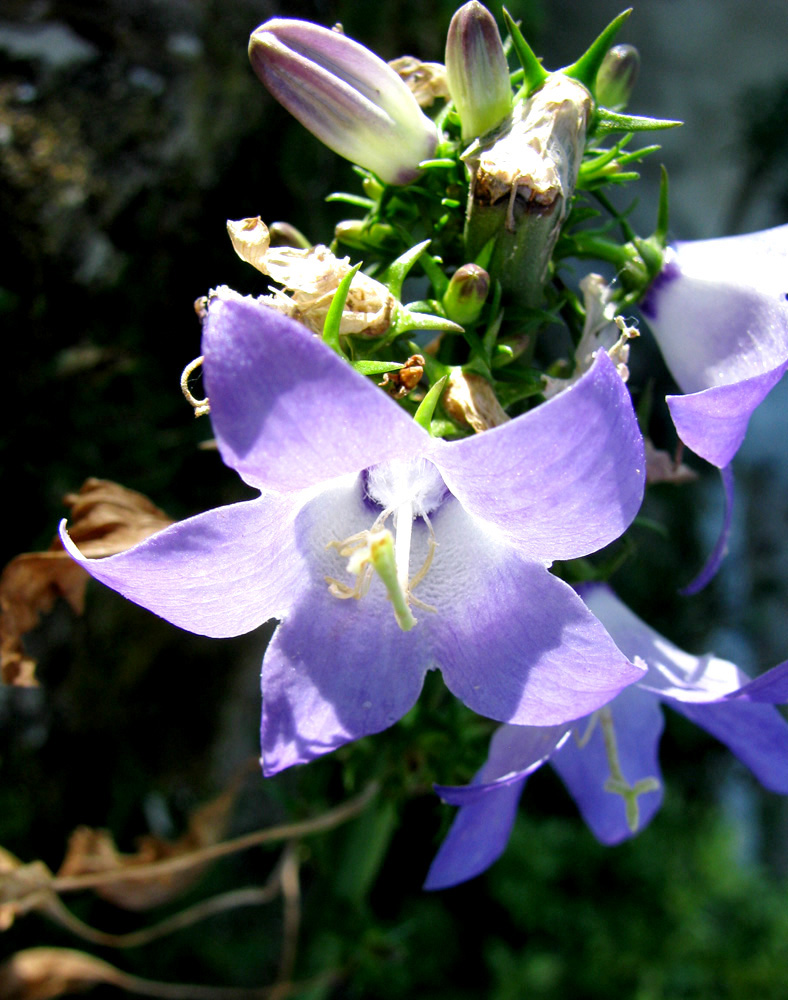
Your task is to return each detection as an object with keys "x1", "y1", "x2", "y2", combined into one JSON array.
[{"x1": 325, "y1": 458, "x2": 447, "y2": 630}]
